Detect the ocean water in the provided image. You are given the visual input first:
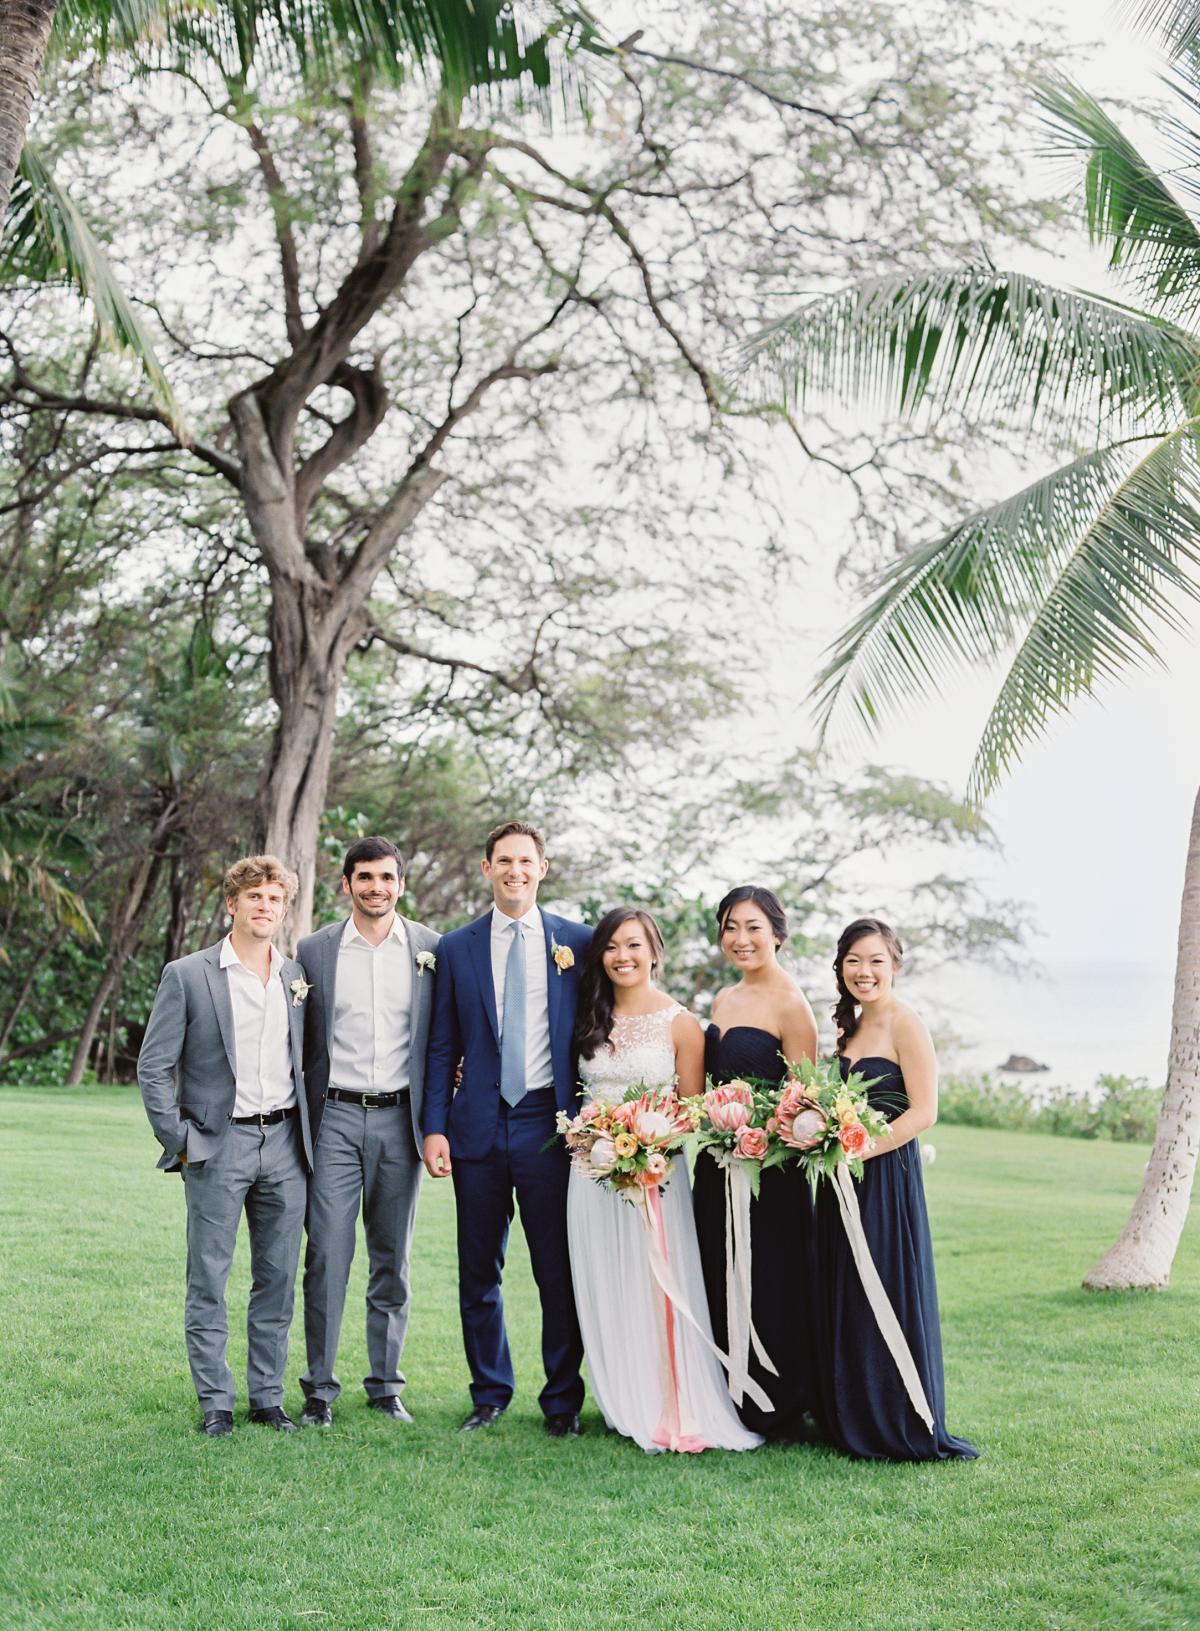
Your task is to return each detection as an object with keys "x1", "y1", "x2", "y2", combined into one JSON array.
[{"x1": 809, "y1": 959, "x2": 1175, "y2": 1092}]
